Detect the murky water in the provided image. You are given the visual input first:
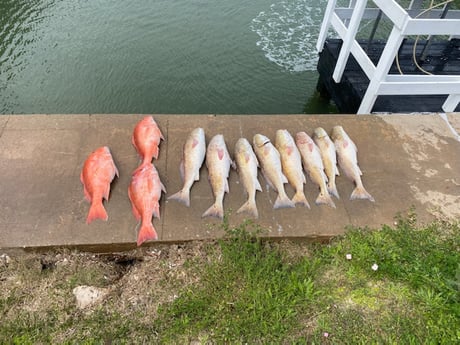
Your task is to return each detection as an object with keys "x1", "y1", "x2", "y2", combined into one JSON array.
[{"x1": 0, "y1": 0, "x2": 336, "y2": 114}]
